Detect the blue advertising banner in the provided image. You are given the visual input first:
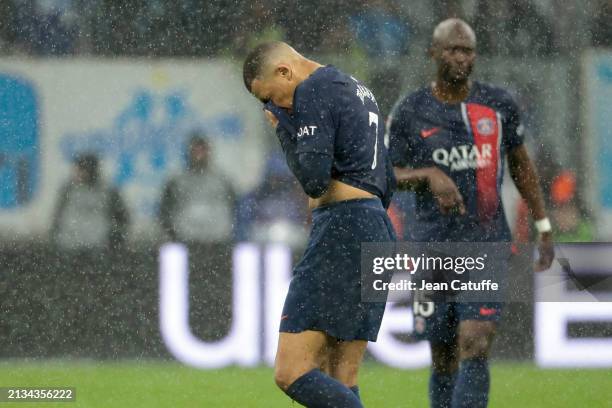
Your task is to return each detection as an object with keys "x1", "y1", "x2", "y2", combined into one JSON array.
[
  {"x1": 0, "y1": 75, "x2": 39, "y2": 209},
  {"x1": 584, "y1": 51, "x2": 612, "y2": 239}
]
